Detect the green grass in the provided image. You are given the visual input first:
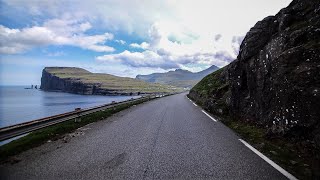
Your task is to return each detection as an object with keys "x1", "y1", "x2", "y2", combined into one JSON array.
[
  {"x1": 163, "y1": 80, "x2": 199, "y2": 88},
  {"x1": 189, "y1": 68, "x2": 230, "y2": 115},
  {"x1": 218, "y1": 117, "x2": 313, "y2": 179},
  {"x1": 45, "y1": 67, "x2": 183, "y2": 94},
  {"x1": 191, "y1": 68, "x2": 225, "y2": 98},
  {"x1": 0, "y1": 98, "x2": 150, "y2": 162}
]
